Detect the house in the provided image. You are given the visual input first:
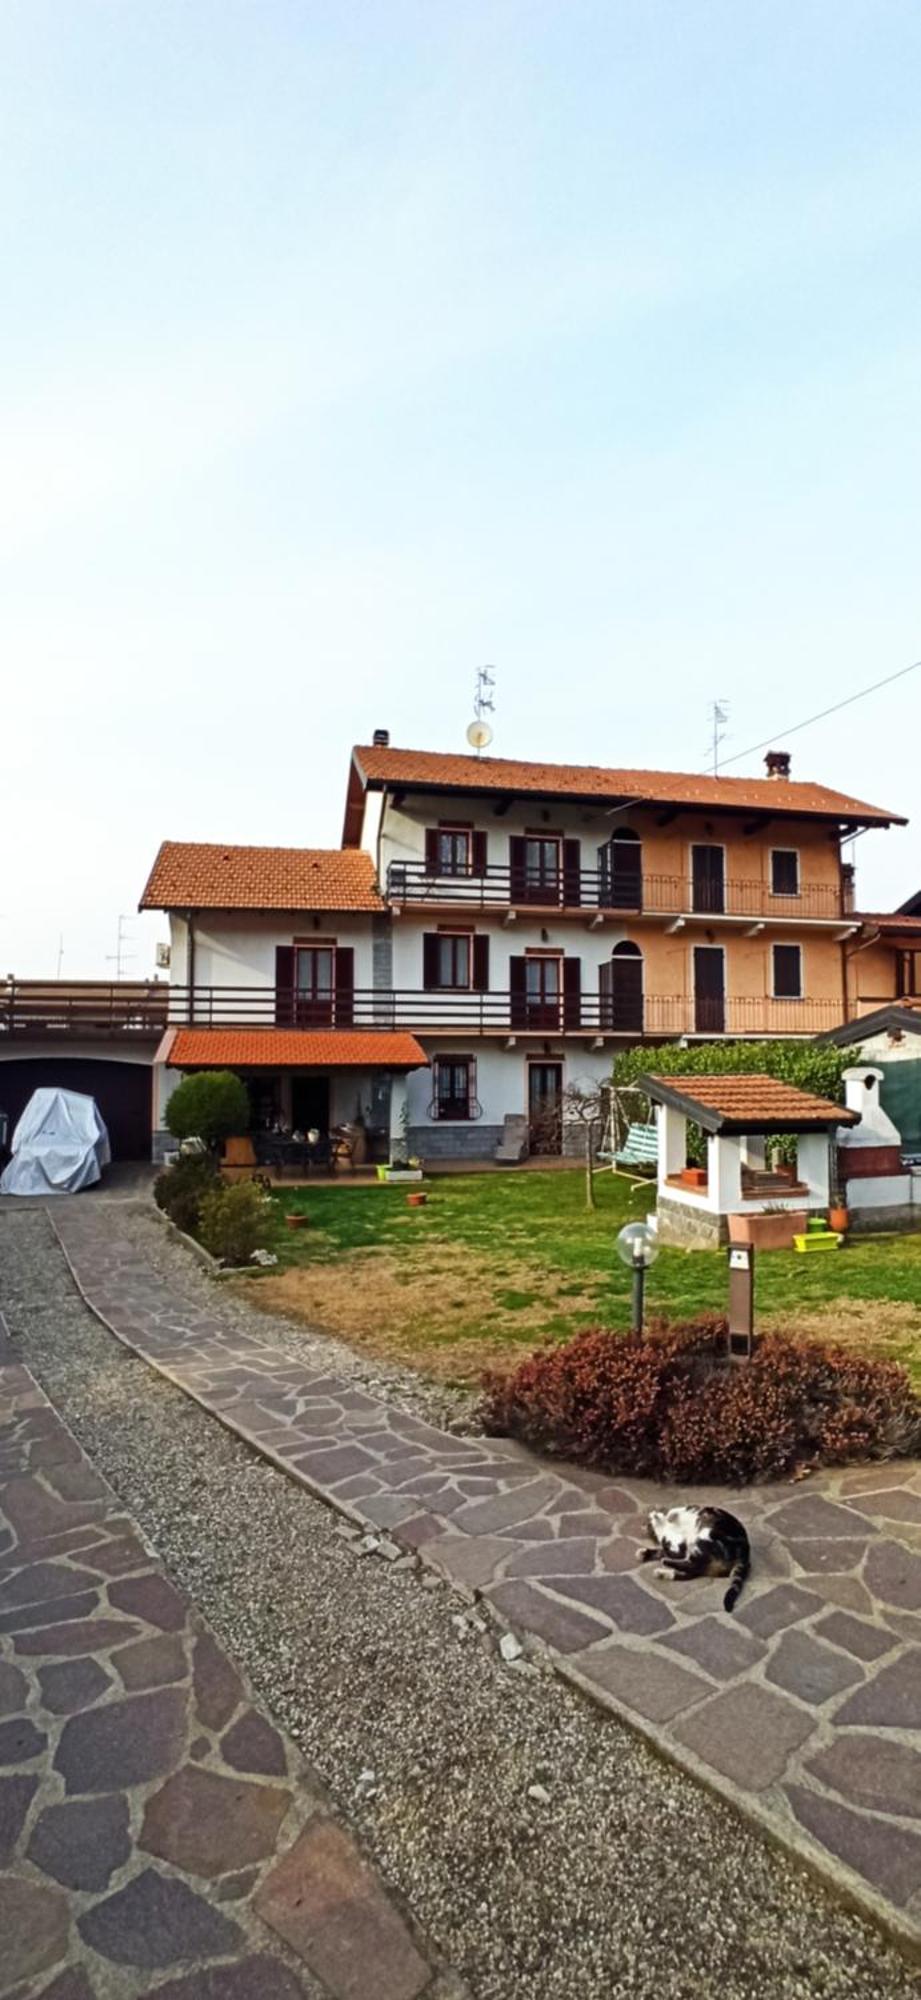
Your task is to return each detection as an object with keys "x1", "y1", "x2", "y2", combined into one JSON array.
[{"x1": 140, "y1": 735, "x2": 911, "y2": 1164}]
